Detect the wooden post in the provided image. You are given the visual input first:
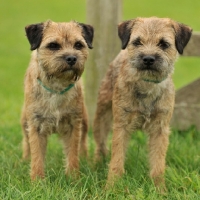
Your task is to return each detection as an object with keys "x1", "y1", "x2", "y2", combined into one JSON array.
[{"x1": 85, "y1": 0, "x2": 122, "y2": 126}]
